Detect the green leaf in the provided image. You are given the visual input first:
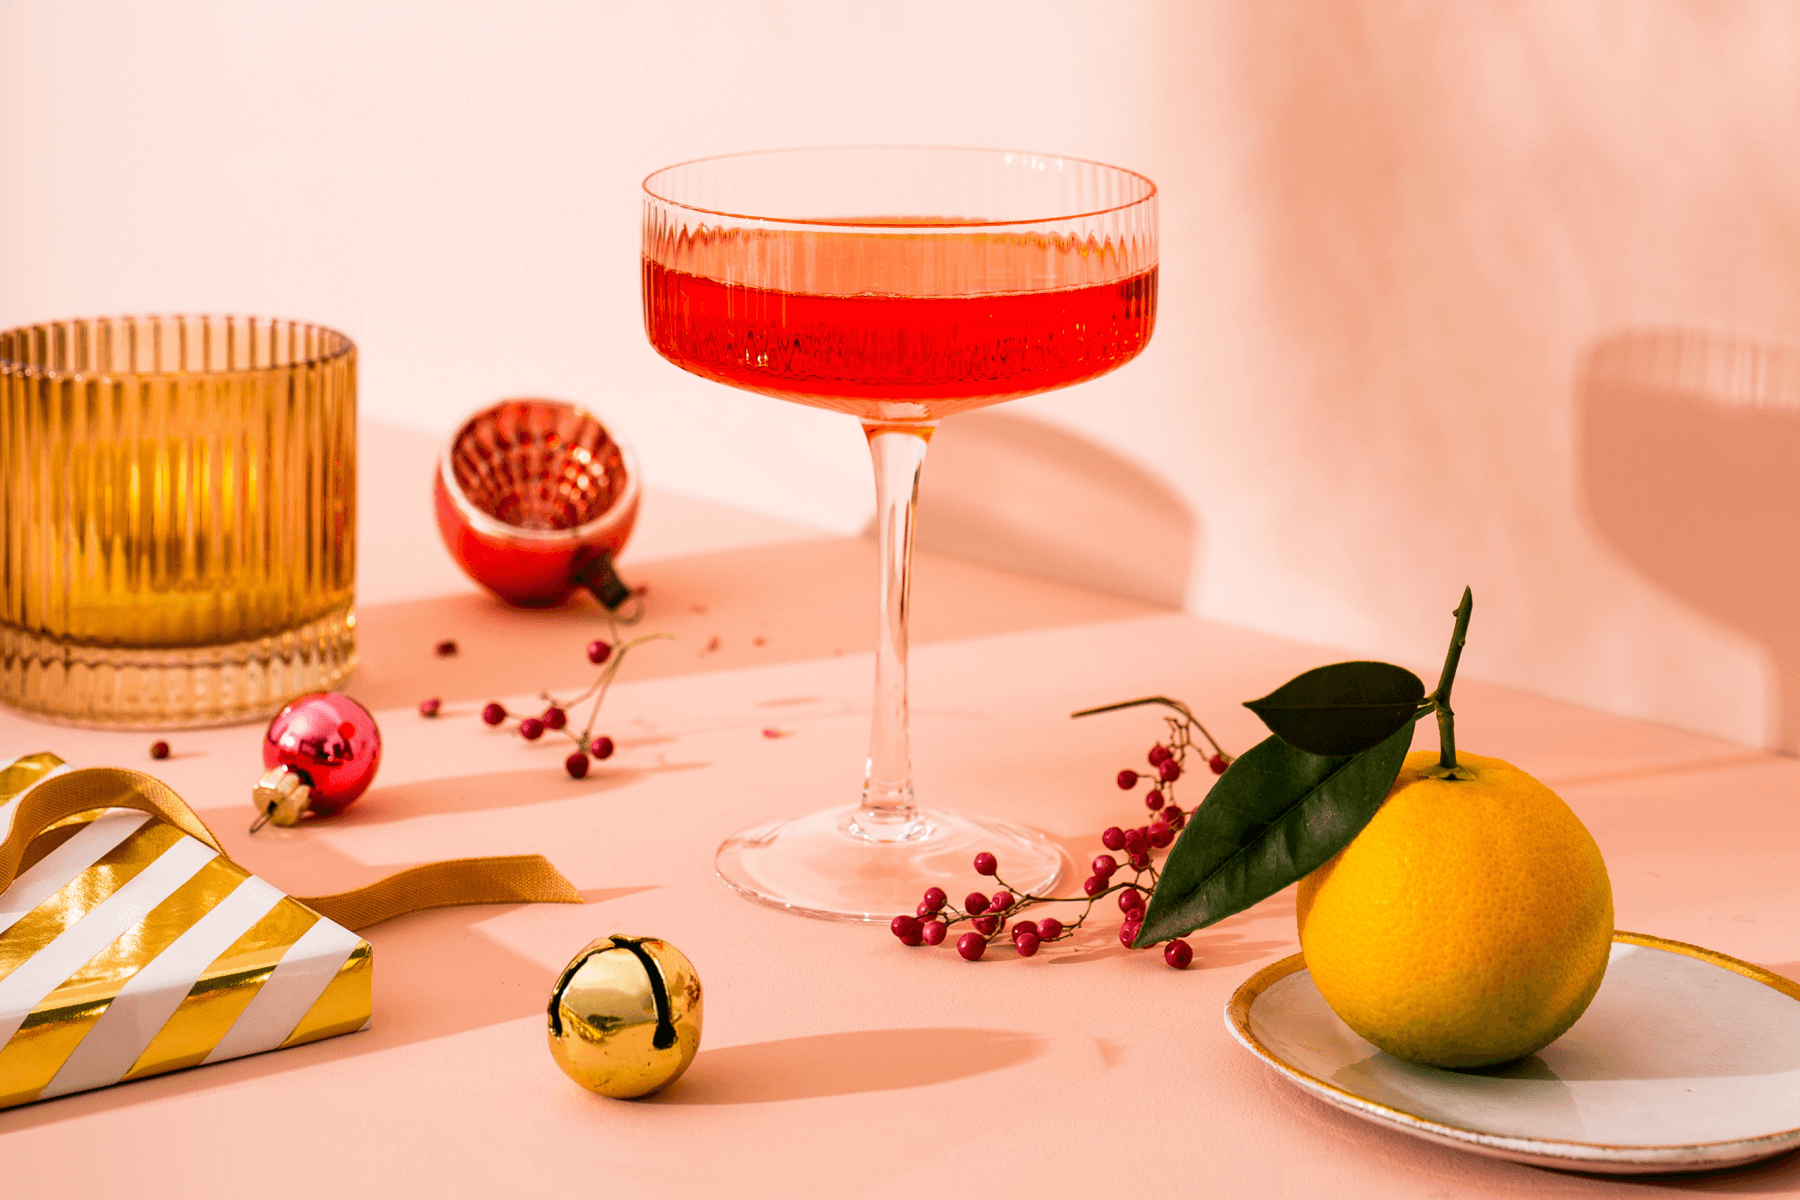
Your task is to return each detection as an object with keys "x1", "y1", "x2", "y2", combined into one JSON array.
[
  {"x1": 1243, "y1": 660, "x2": 1425, "y2": 756},
  {"x1": 1133, "y1": 718, "x2": 1416, "y2": 946}
]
